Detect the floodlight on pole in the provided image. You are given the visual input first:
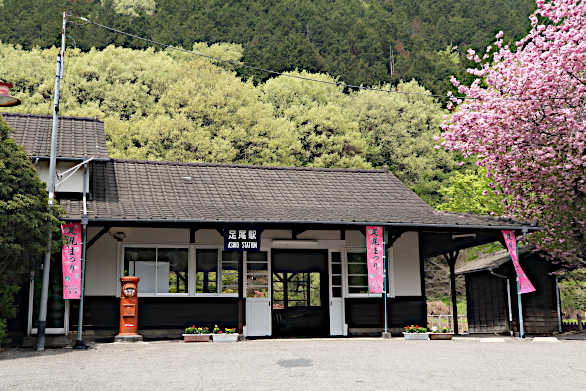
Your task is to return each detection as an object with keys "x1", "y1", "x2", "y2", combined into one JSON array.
[{"x1": 0, "y1": 82, "x2": 21, "y2": 107}]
